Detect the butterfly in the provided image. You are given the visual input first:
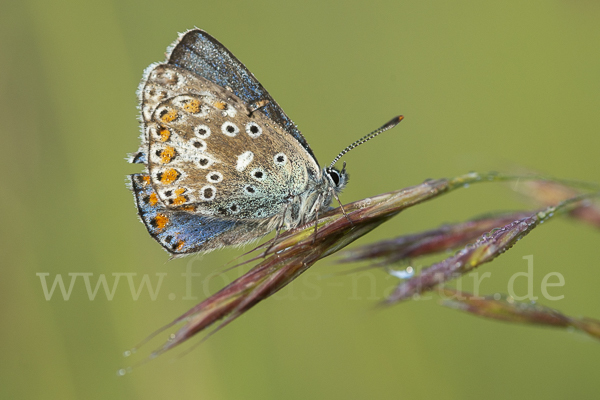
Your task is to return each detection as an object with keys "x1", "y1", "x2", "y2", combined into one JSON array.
[{"x1": 128, "y1": 29, "x2": 402, "y2": 257}]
